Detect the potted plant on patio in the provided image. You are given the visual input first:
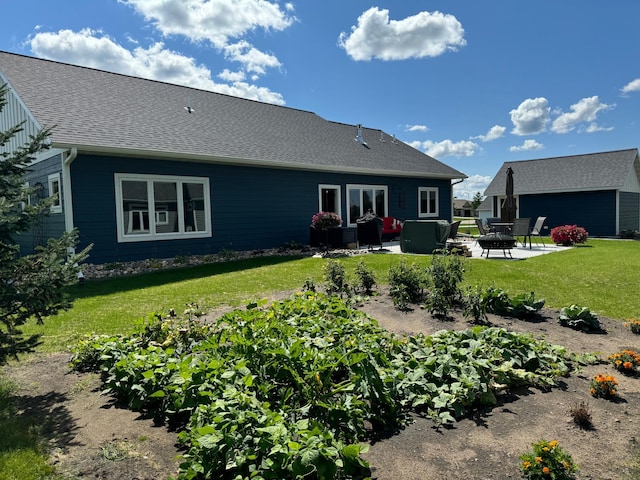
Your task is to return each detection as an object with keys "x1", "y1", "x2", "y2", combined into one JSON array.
[{"x1": 310, "y1": 212, "x2": 343, "y2": 248}]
